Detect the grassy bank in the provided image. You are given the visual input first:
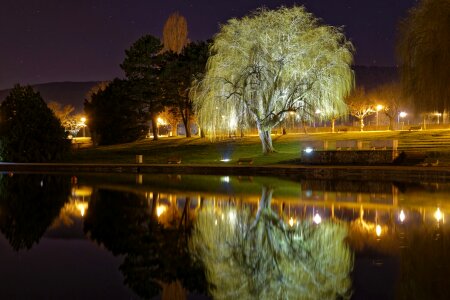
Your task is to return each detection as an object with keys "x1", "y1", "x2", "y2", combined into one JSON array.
[{"x1": 67, "y1": 129, "x2": 450, "y2": 165}]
